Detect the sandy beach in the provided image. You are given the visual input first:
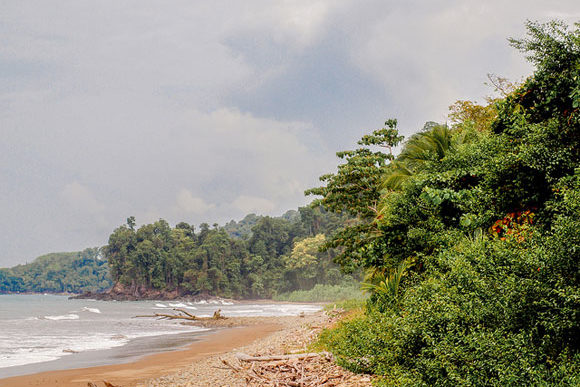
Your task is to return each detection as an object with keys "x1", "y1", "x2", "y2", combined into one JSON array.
[
  {"x1": 0, "y1": 311, "x2": 372, "y2": 387},
  {"x1": 0, "y1": 322, "x2": 279, "y2": 387}
]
